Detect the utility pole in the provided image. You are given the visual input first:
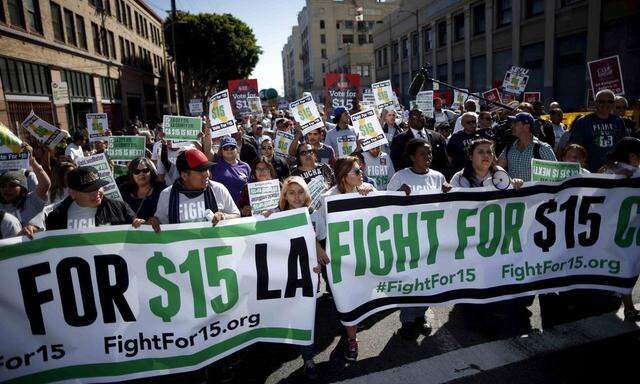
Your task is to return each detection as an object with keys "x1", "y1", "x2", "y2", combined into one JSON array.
[{"x1": 171, "y1": 0, "x2": 183, "y2": 115}]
